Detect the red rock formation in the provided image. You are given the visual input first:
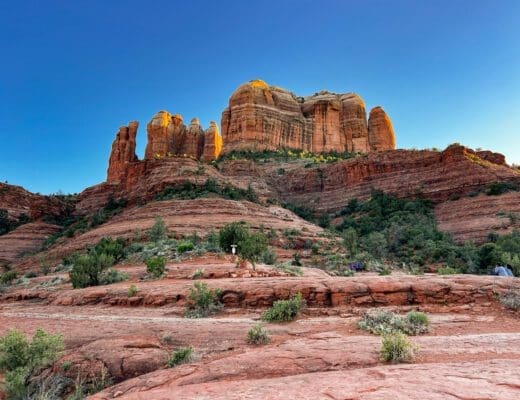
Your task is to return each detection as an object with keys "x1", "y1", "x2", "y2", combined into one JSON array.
[
  {"x1": 368, "y1": 106, "x2": 396, "y2": 151},
  {"x1": 106, "y1": 122, "x2": 138, "y2": 183},
  {"x1": 203, "y1": 121, "x2": 223, "y2": 162},
  {"x1": 184, "y1": 118, "x2": 205, "y2": 159},
  {"x1": 221, "y1": 80, "x2": 396, "y2": 154},
  {"x1": 144, "y1": 111, "x2": 186, "y2": 159}
]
